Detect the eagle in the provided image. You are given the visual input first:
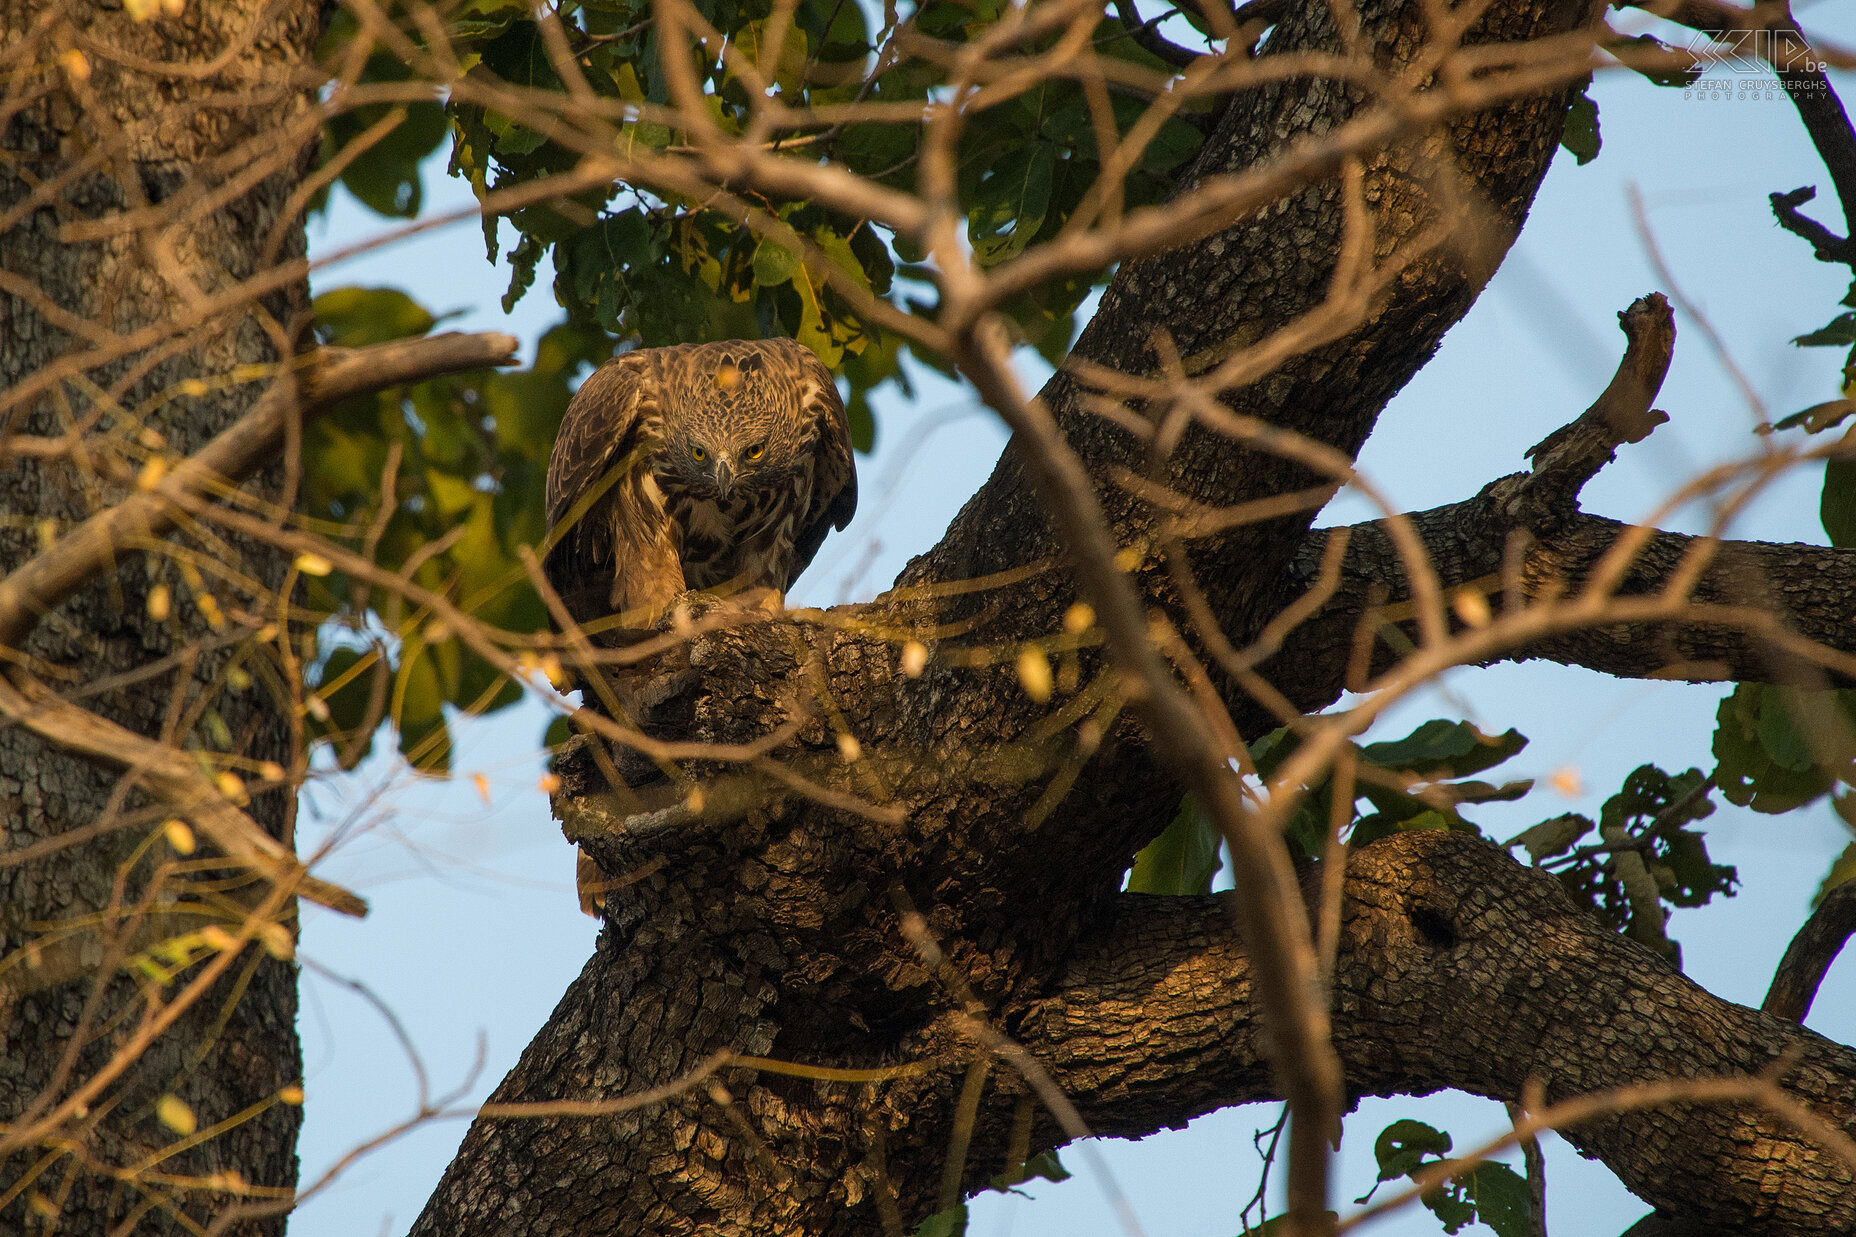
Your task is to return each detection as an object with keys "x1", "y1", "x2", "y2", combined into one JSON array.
[
  {"x1": 543, "y1": 338, "x2": 857, "y2": 631},
  {"x1": 541, "y1": 338, "x2": 858, "y2": 916}
]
